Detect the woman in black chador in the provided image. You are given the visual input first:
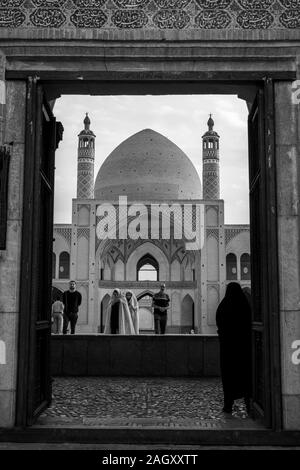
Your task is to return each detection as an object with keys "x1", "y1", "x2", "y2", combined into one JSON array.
[{"x1": 216, "y1": 282, "x2": 252, "y2": 414}]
